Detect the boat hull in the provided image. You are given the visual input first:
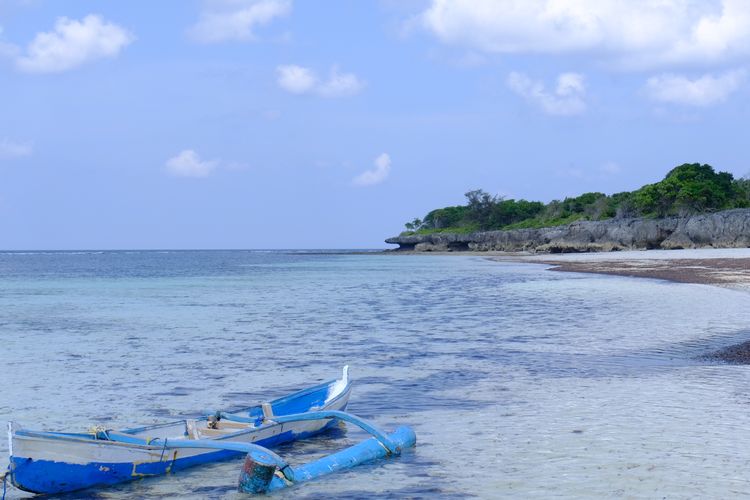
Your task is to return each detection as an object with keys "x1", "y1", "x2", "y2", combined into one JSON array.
[{"x1": 9, "y1": 373, "x2": 351, "y2": 495}]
